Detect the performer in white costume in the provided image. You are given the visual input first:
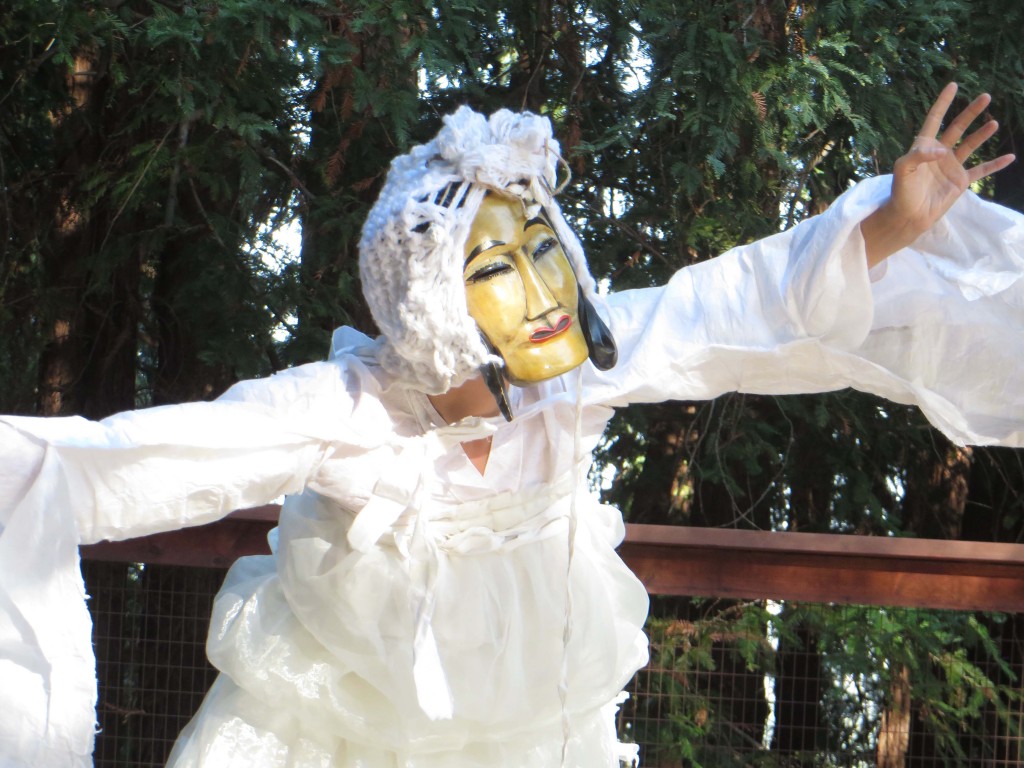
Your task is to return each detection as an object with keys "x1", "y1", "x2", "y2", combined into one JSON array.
[{"x1": 0, "y1": 84, "x2": 1021, "y2": 766}]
